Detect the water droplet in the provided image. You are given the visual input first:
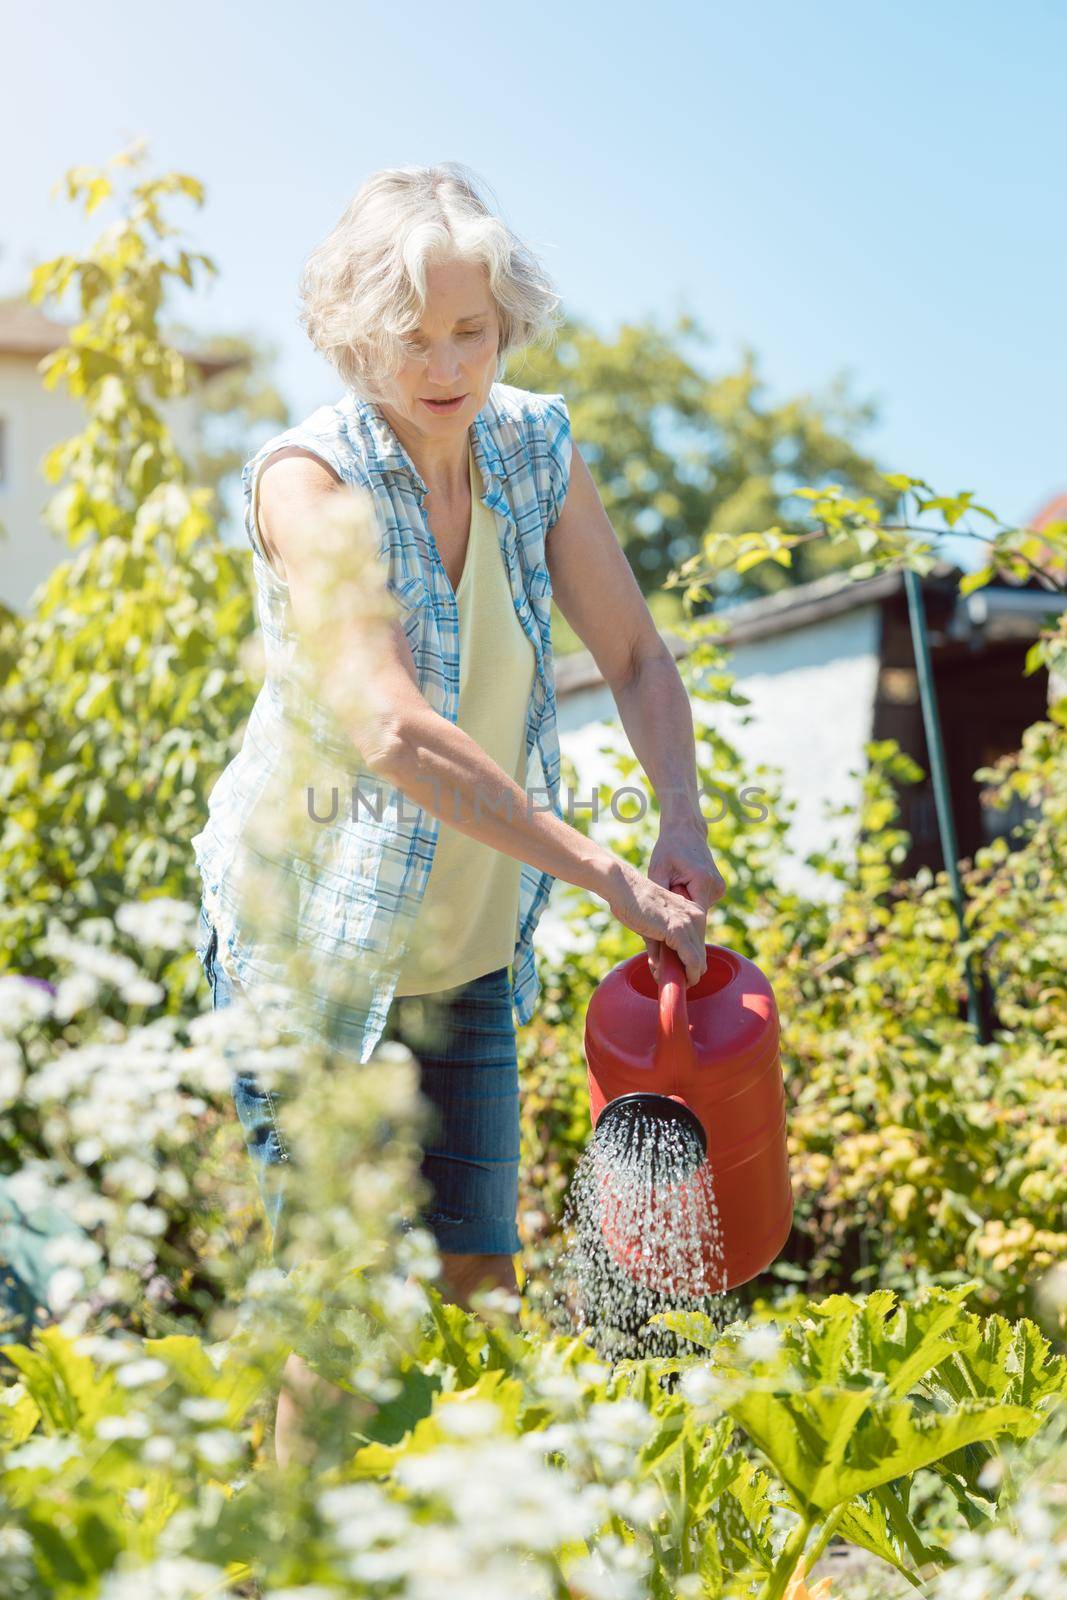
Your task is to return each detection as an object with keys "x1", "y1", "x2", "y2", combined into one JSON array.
[{"x1": 546, "y1": 1104, "x2": 743, "y2": 1360}]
